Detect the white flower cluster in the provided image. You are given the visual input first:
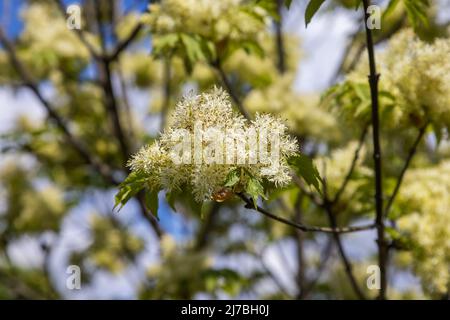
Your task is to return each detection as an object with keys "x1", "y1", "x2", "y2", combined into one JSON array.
[
  {"x1": 0, "y1": 3, "x2": 90, "y2": 81},
  {"x1": 397, "y1": 160, "x2": 450, "y2": 295},
  {"x1": 142, "y1": 0, "x2": 268, "y2": 42},
  {"x1": 128, "y1": 87, "x2": 298, "y2": 202},
  {"x1": 381, "y1": 30, "x2": 450, "y2": 129},
  {"x1": 348, "y1": 29, "x2": 450, "y2": 129},
  {"x1": 21, "y1": 3, "x2": 89, "y2": 62}
]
